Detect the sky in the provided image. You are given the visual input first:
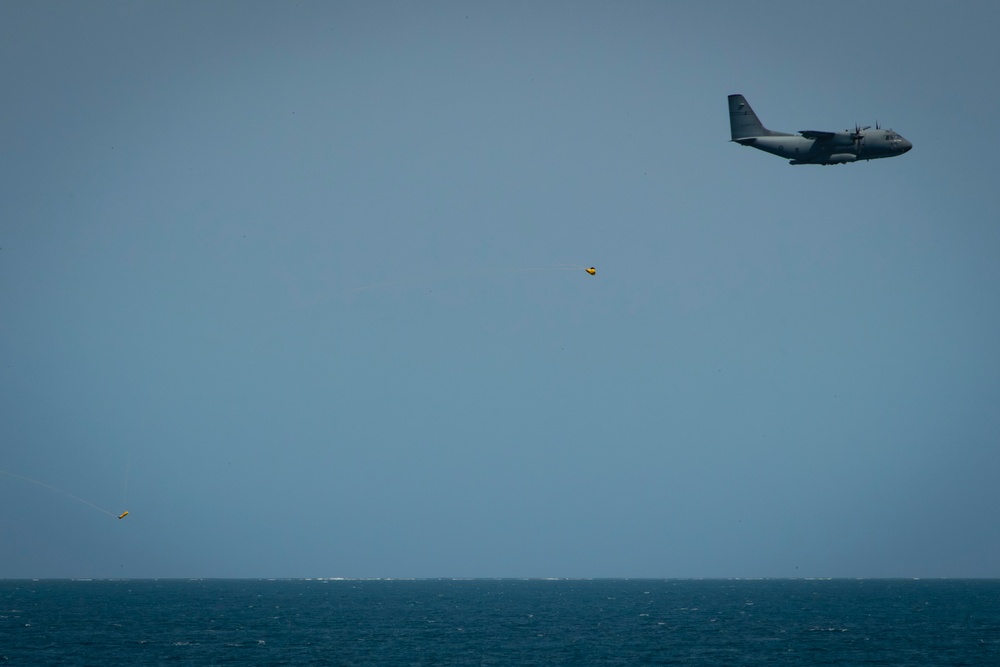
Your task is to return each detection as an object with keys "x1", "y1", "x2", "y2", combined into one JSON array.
[{"x1": 2, "y1": 1, "x2": 999, "y2": 579}]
